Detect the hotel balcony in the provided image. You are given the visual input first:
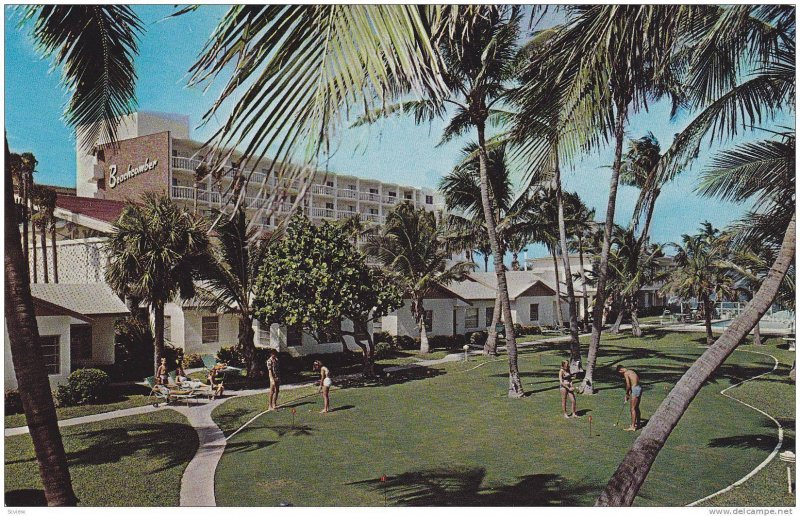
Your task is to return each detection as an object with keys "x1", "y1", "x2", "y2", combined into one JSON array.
[
  {"x1": 359, "y1": 191, "x2": 381, "y2": 203},
  {"x1": 338, "y1": 188, "x2": 358, "y2": 200},
  {"x1": 362, "y1": 213, "x2": 384, "y2": 224},
  {"x1": 311, "y1": 184, "x2": 336, "y2": 196},
  {"x1": 310, "y1": 207, "x2": 335, "y2": 219},
  {"x1": 382, "y1": 195, "x2": 398, "y2": 205}
]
